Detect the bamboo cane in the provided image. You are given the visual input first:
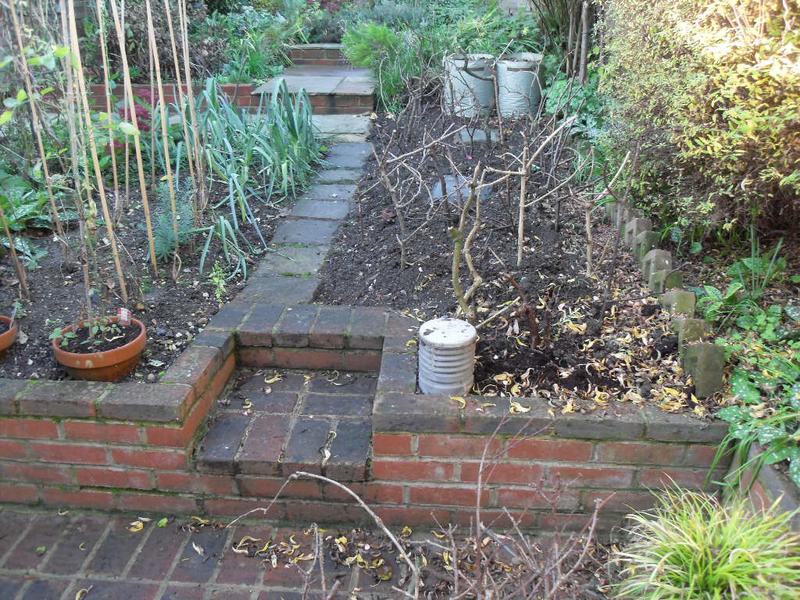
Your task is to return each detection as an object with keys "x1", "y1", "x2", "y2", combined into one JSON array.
[
  {"x1": 0, "y1": 203, "x2": 30, "y2": 301},
  {"x1": 162, "y1": 0, "x2": 195, "y2": 183},
  {"x1": 66, "y1": 0, "x2": 129, "y2": 304},
  {"x1": 92, "y1": 0, "x2": 122, "y2": 220},
  {"x1": 177, "y1": 0, "x2": 207, "y2": 218},
  {"x1": 59, "y1": 0, "x2": 94, "y2": 318},
  {"x1": 144, "y1": 0, "x2": 180, "y2": 268},
  {"x1": 8, "y1": 0, "x2": 68, "y2": 250},
  {"x1": 107, "y1": 0, "x2": 159, "y2": 277}
]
